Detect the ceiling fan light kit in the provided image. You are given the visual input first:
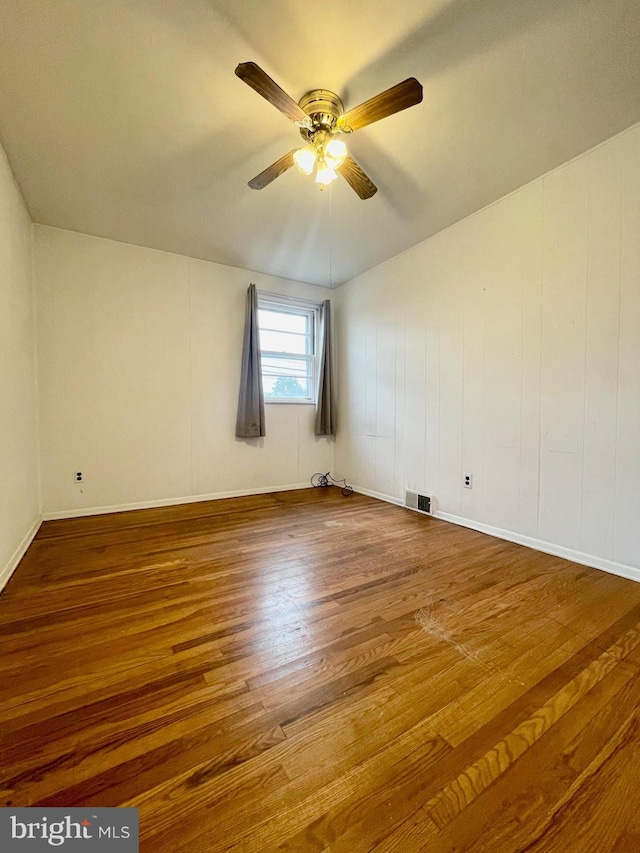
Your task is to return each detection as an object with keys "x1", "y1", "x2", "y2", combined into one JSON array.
[
  {"x1": 293, "y1": 124, "x2": 348, "y2": 187},
  {"x1": 235, "y1": 62, "x2": 423, "y2": 199}
]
